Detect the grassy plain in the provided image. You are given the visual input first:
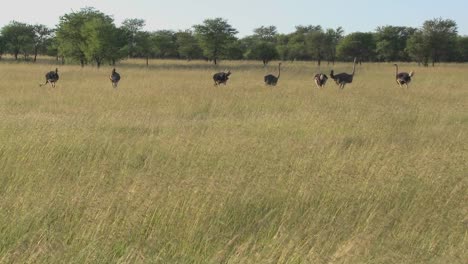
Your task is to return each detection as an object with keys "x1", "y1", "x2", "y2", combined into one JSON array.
[{"x1": 0, "y1": 59, "x2": 466, "y2": 263}]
